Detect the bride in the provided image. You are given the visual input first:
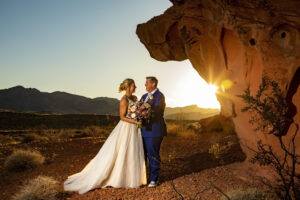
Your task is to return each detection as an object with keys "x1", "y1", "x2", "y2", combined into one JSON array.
[{"x1": 64, "y1": 78, "x2": 147, "y2": 194}]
